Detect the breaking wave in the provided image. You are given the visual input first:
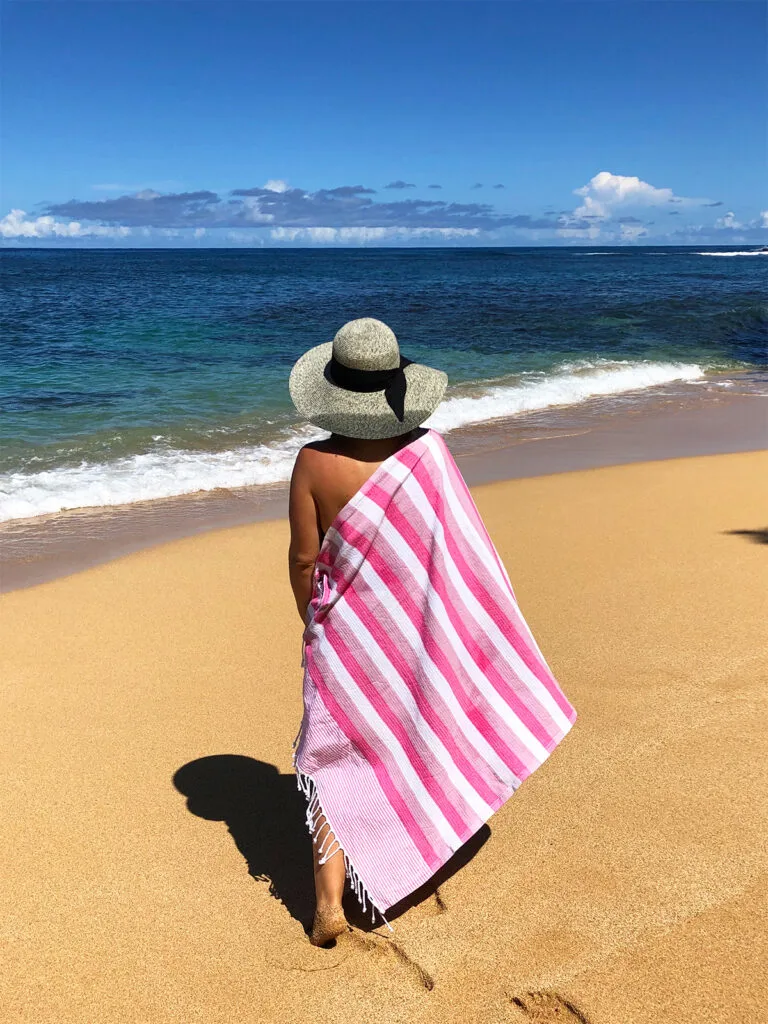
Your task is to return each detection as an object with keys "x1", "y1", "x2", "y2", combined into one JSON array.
[
  {"x1": 425, "y1": 358, "x2": 705, "y2": 432},
  {"x1": 696, "y1": 250, "x2": 768, "y2": 257},
  {"x1": 0, "y1": 359, "x2": 712, "y2": 523},
  {"x1": 0, "y1": 427, "x2": 324, "y2": 523}
]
